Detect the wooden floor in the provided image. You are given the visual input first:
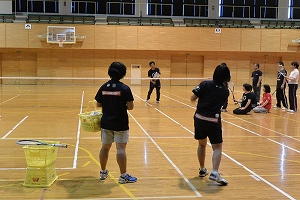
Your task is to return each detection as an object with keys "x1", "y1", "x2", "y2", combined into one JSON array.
[{"x1": 0, "y1": 84, "x2": 300, "y2": 200}]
